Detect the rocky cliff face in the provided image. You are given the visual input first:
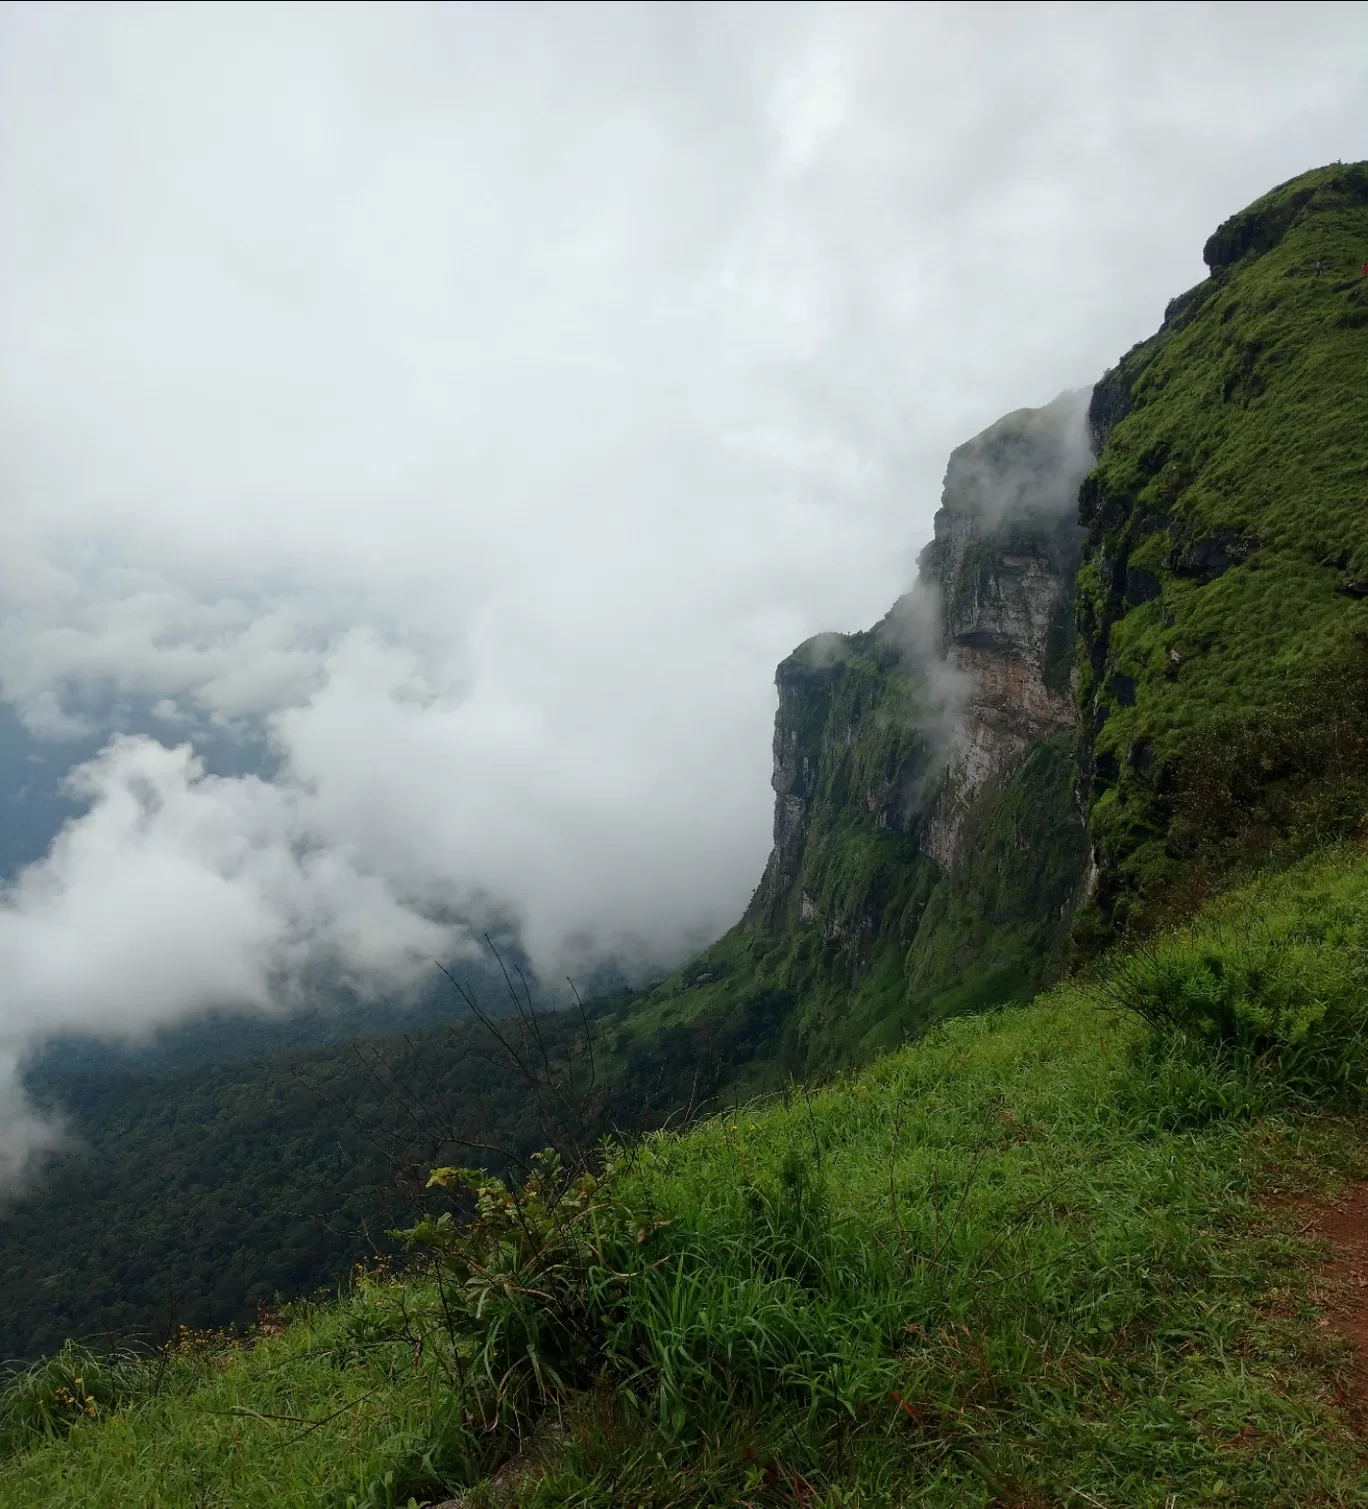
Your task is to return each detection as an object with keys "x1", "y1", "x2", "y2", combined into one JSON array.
[
  {"x1": 755, "y1": 395, "x2": 1090, "y2": 922},
  {"x1": 660, "y1": 394, "x2": 1095, "y2": 1070},
  {"x1": 918, "y1": 397, "x2": 1091, "y2": 868}
]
